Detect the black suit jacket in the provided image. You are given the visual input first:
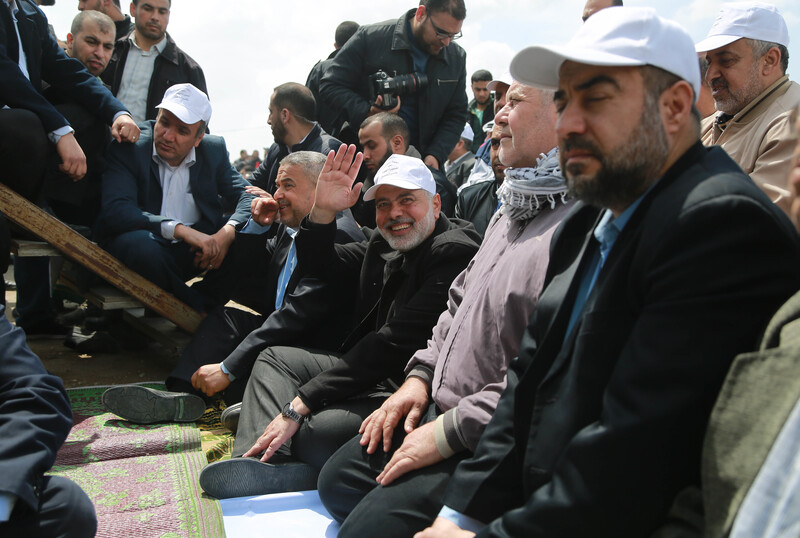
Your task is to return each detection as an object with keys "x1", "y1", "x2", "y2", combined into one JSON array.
[
  {"x1": 0, "y1": 305, "x2": 72, "y2": 512},
  {"x1": 0, "y1": 0, "x2": 126, "y2": 132},
  {"x1": 220, "y1": 210, "x2": 364, "y2": 378},
  {"x1": 443, "y1": 143, "x2": 800, "y2": 537}
]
